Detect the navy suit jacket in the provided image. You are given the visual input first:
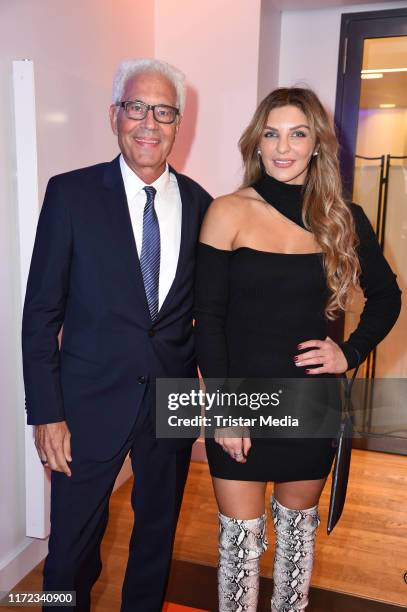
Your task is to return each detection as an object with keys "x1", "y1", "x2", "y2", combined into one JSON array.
[{"x1": 22, "y1": 155, "x2": 212, "y2": 459}]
